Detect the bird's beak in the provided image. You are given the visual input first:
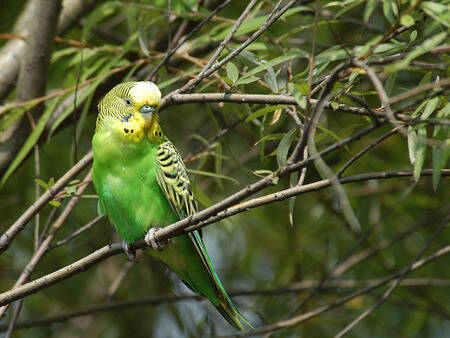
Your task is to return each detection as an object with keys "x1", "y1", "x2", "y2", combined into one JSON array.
[{"x1": 139, "y1": 104, "x2": 157, "y2": 120}]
